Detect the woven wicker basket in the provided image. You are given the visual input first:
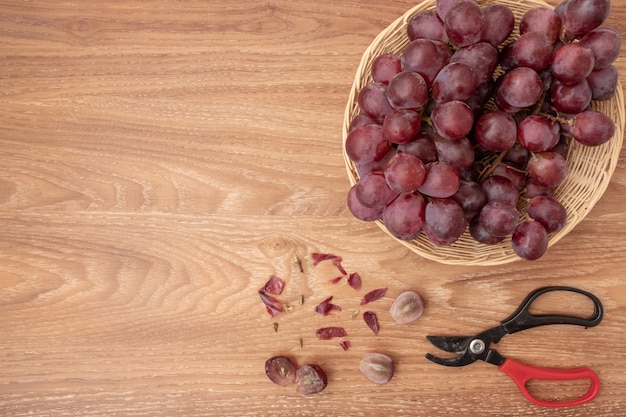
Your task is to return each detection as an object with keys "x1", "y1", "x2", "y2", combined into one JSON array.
[{"x1": 343, "y1": 0, "x2": 625, "y2": 265}]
